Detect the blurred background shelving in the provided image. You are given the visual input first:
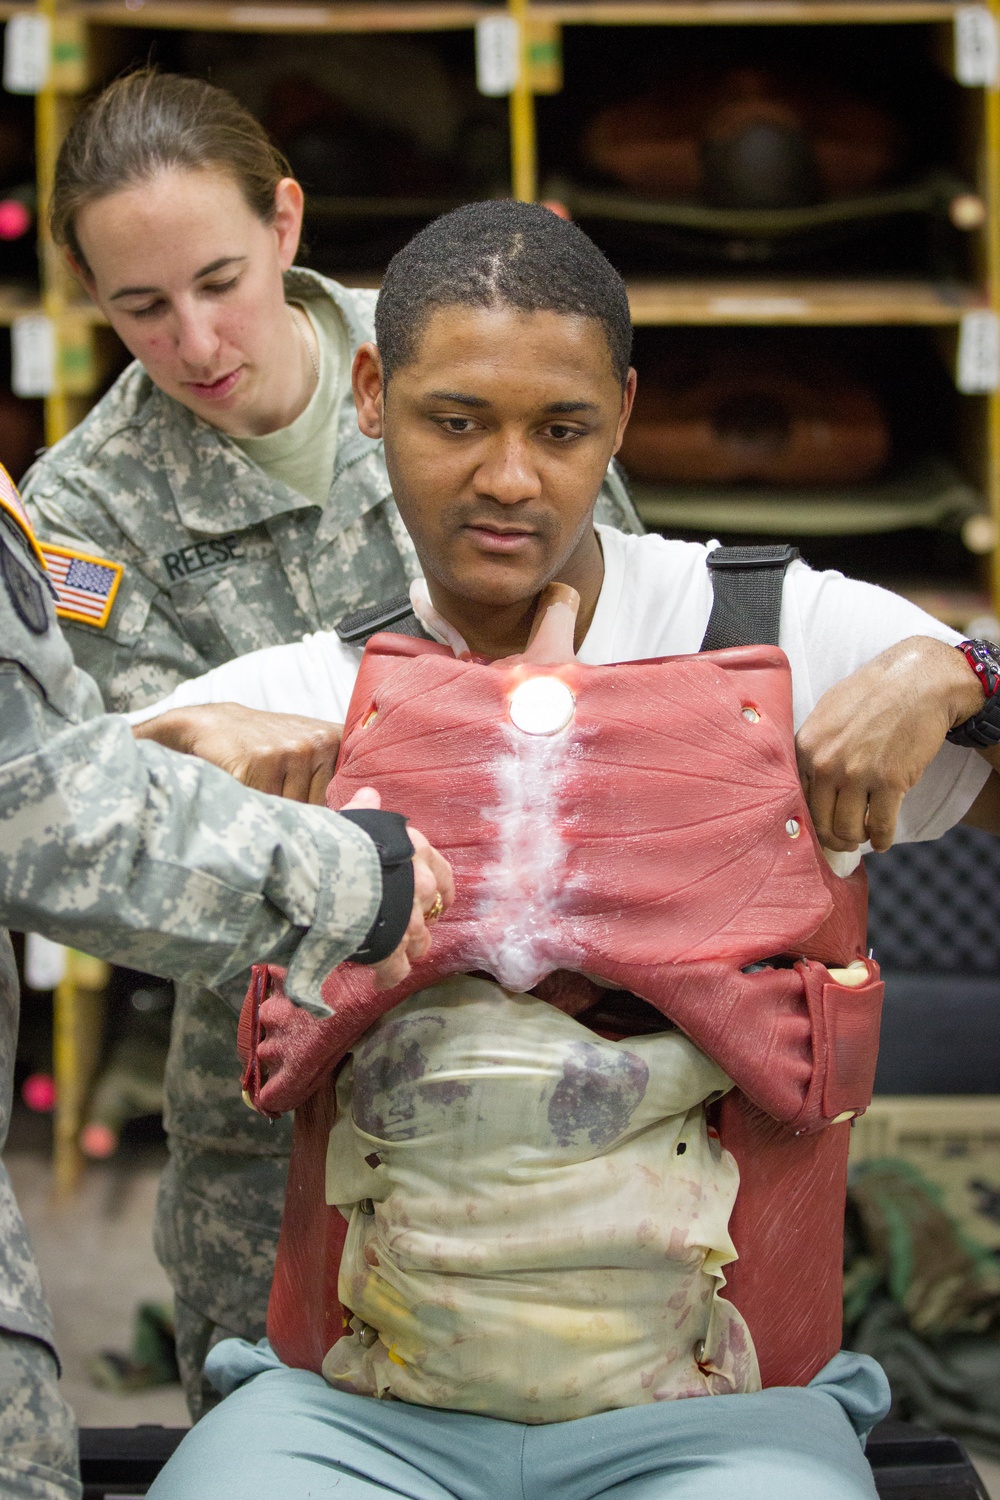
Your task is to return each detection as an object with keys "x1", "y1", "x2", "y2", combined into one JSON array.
[{"x1": 9, "y1": 0, "x2": 998, "y2": 618}]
